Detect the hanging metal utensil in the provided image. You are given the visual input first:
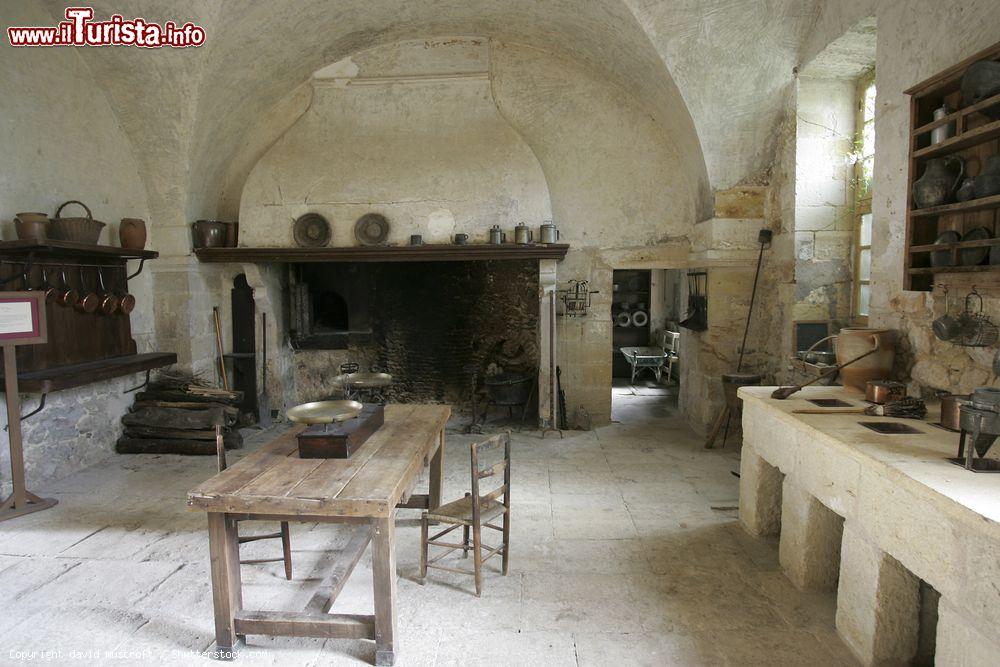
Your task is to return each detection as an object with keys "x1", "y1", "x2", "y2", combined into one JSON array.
[
  {"x1": 74, "y1": 266, "x2": 99, "y2": 314},
  {"x1": 57, "y1": 265, "x2": 79, "y2": 308},
  {"x1": 259, "y1": 312, "x2": 272, "y2": 428},
  {"x1": 96, "y1": 267, "x2": 119, "y2": 315},
  {"x1": 116, "y1": 266, "x2": 136, "y2": 315}
]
